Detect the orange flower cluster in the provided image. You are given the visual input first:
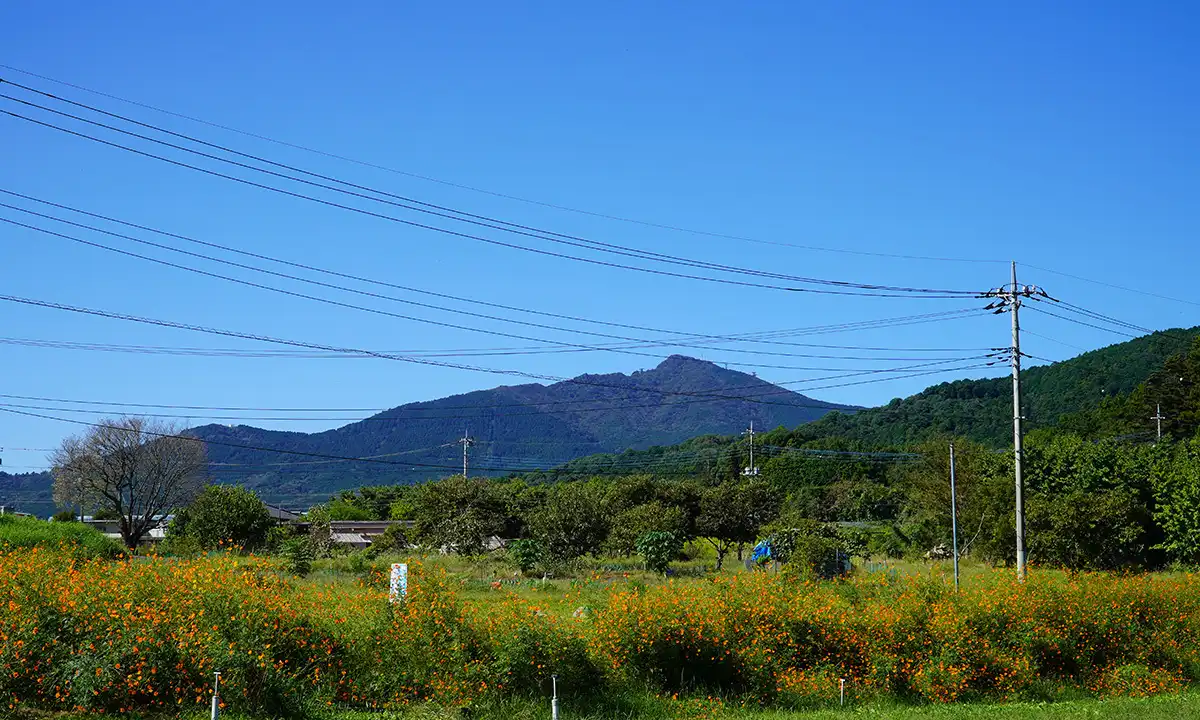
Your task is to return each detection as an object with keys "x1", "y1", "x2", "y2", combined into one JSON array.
[
  {"x1": 2, "y1": 548, "x2": 1199, "y2": 715},
  {"x1": 586, "y1": 570, "x2": 1200, "y2": 706}
]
